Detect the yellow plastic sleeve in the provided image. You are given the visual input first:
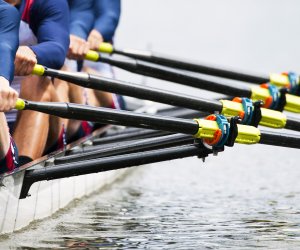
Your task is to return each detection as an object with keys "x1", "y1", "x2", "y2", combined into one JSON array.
[
  {"x1": 15, "y1": 98, "x2": 25, "y2": 110},
  {"x1": 269, "y1": 73, "x2": 290, "y2": 88},
  {"x1": 285, "y1": 94, "x2": 300, "y2": 113},
  {"x1": 260, "y1": 108, "x2": 287, "y2": 128},
  {"x1": 85, "y1": 50, "x2": 100, "y2": 62},
  {"x1": 193, "y1": 118, "x2": 260, "y2": 144},
  {"x1": 220, "y1": 99, "x2": 287, "y2": 128},
  {"x1": 98, "y1": 43, "x2": 114, "y2": 54},
  {"x1": 220, "y1": 100, "x2": 243, "y2": 117},
  {"x1": 236, "y1": 124, "x2": 261, "y2": 144},
  {"x1": 250, "y1": 86, "x2": 269, "y2": 103},
  {"x1": 32, "y1": 64, "x2": 45, "y2": 76},
  {"x1": 193, "y1": 119, "x2": 219, "y2": 139}
]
